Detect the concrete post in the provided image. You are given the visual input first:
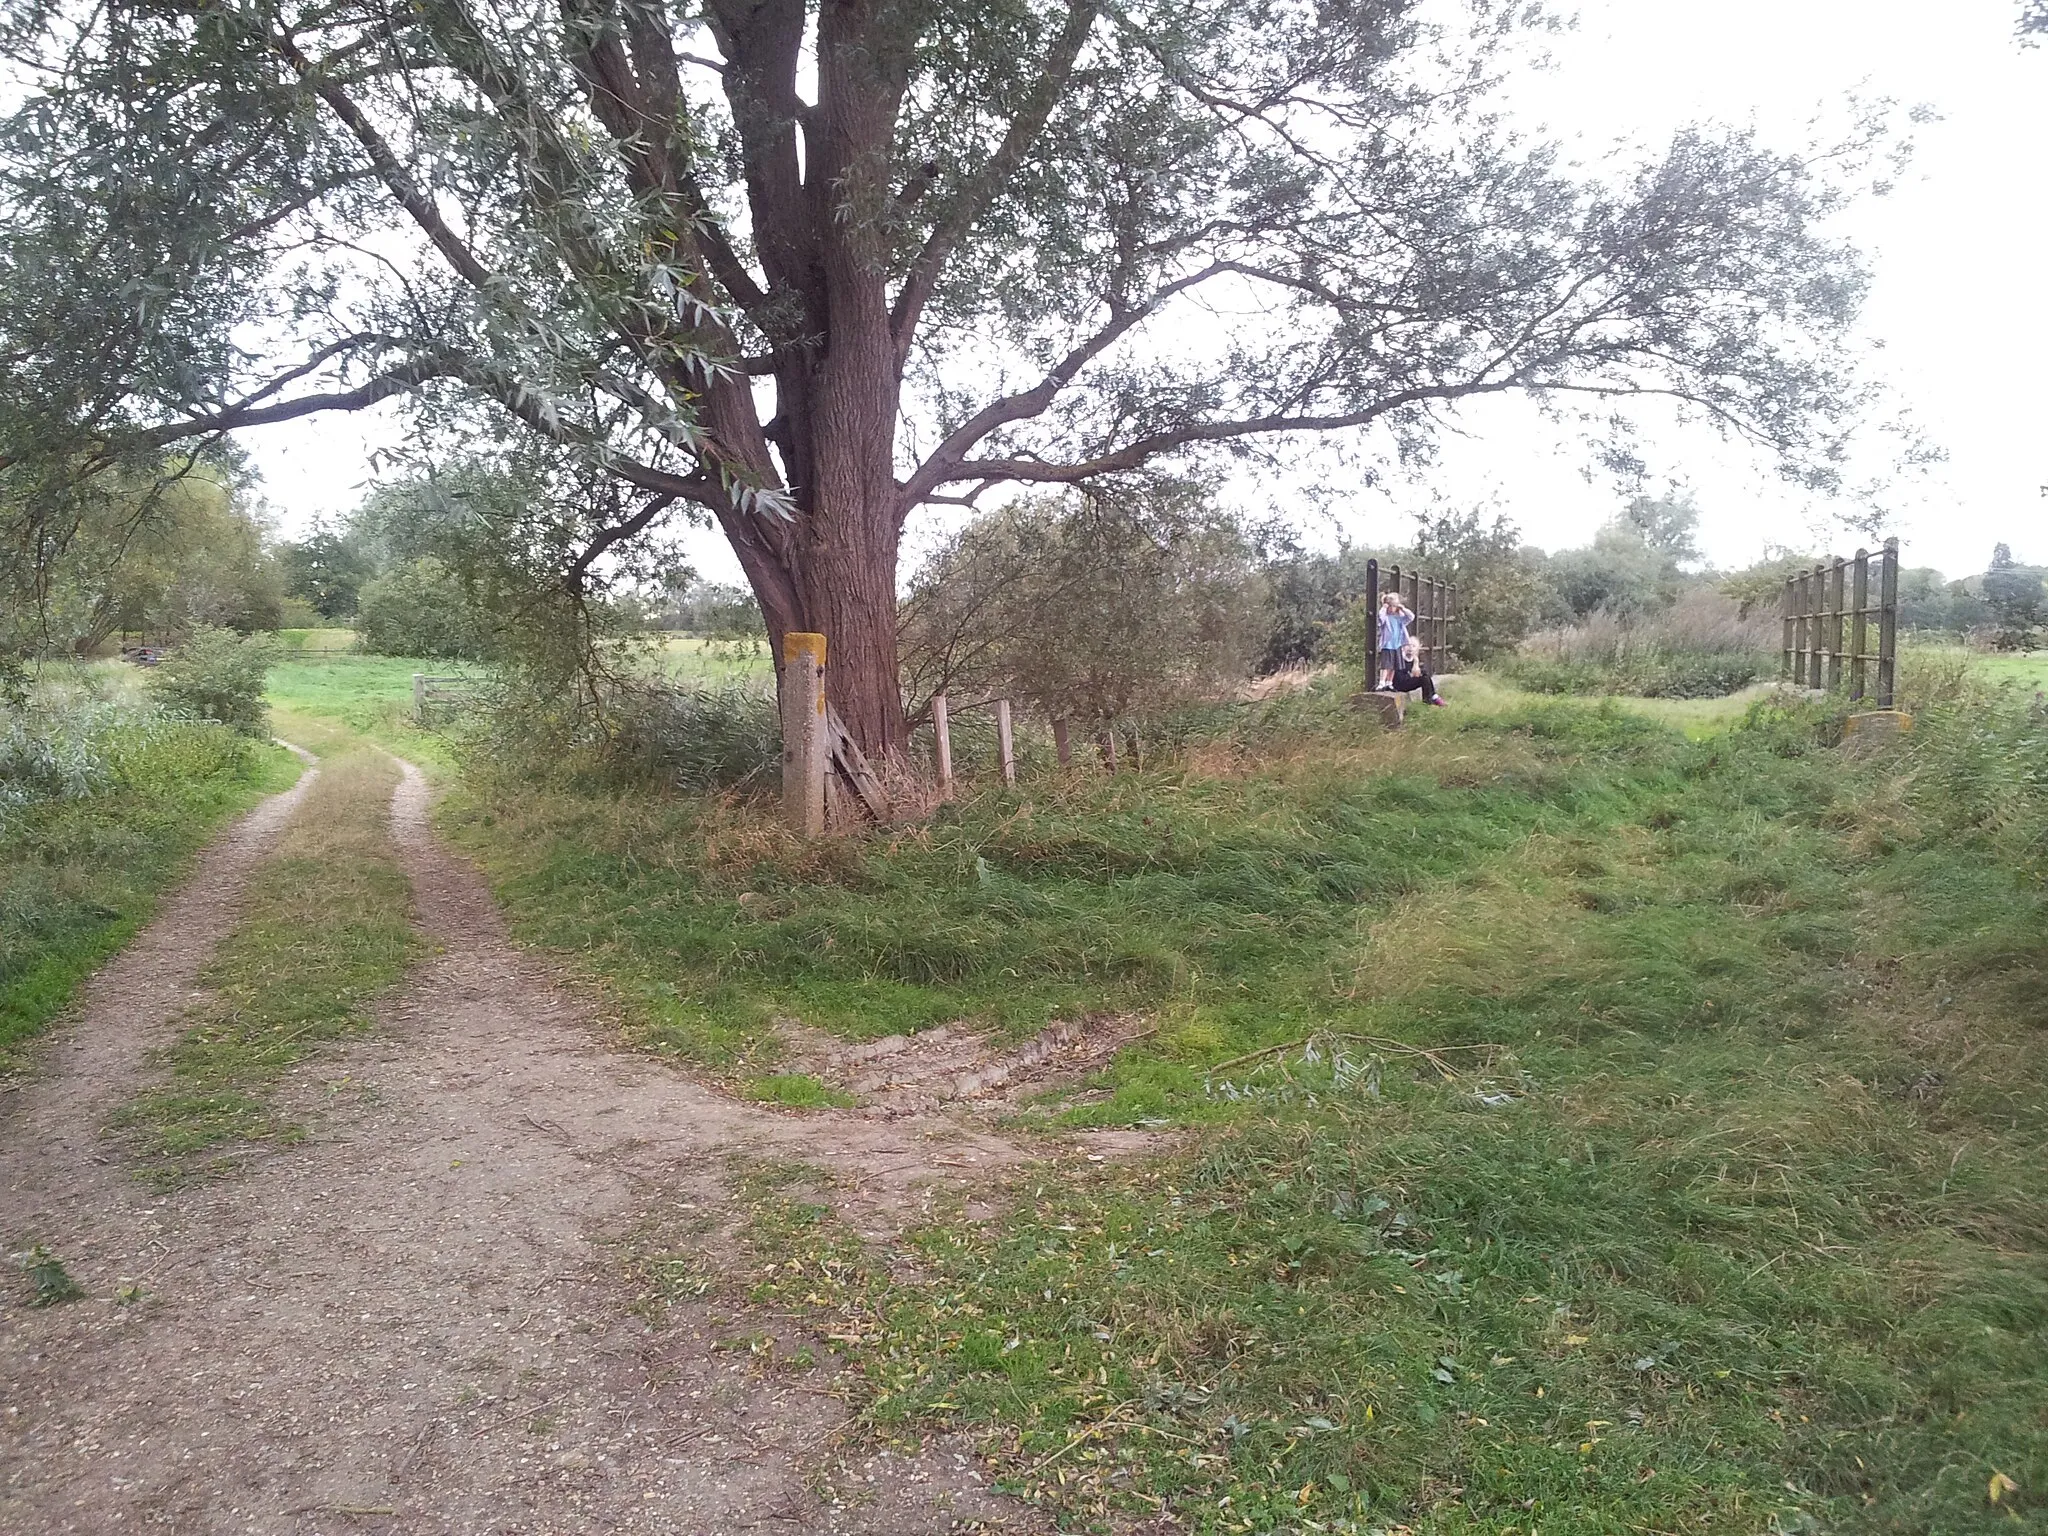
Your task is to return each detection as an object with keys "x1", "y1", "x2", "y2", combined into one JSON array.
[
  {"x1": 931, "y1": 690, "x2": 953, "y2": 793},
  {"x1": 780, "y1": 633, "x2": 827, "y2": 837}
]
